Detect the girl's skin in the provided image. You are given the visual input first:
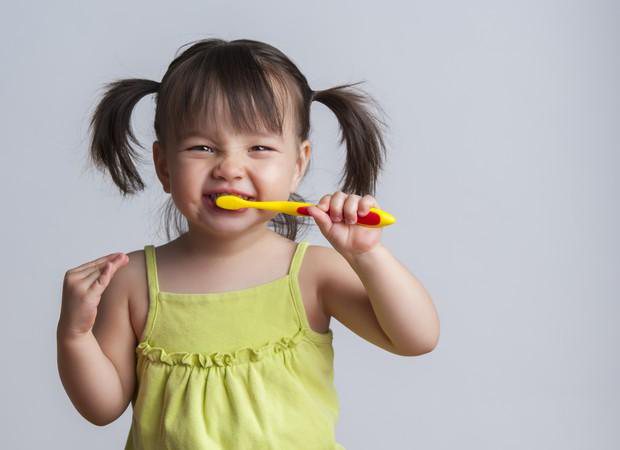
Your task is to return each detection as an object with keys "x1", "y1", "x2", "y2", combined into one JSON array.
[{"x1": 56, "y1": 92, "x2": 439, "y2": 426}]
